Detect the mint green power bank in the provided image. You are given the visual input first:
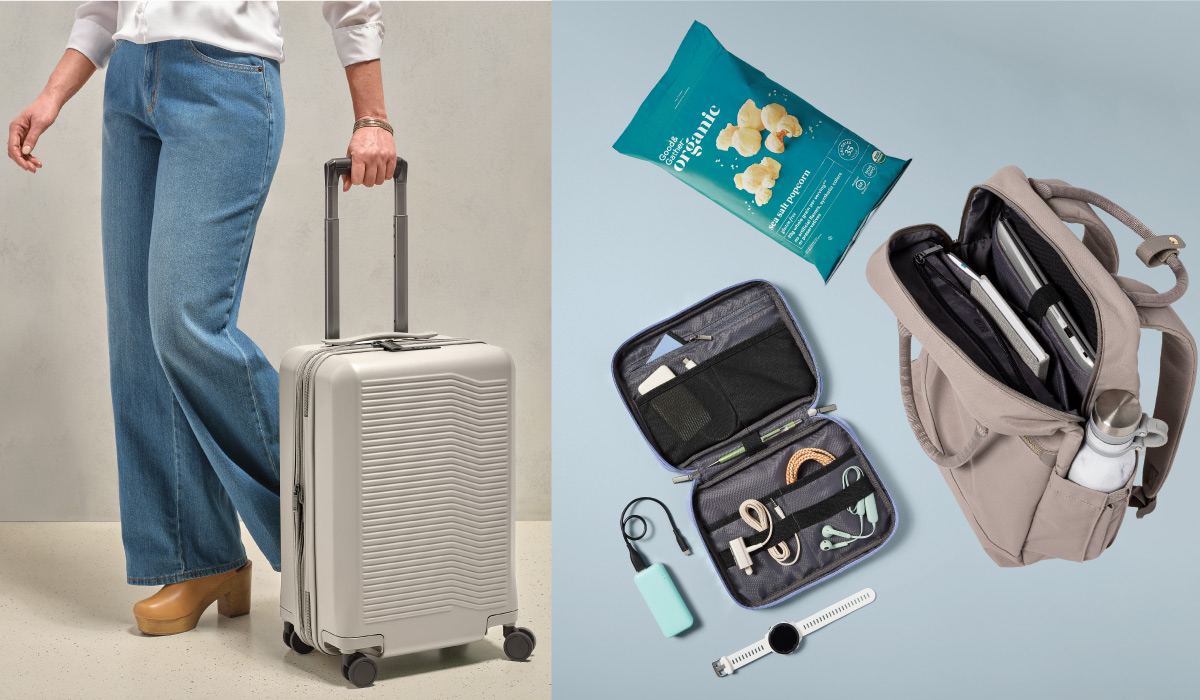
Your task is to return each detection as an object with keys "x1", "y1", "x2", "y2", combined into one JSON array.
[{"x1": 634, "y1": 563, "x2": 694, "y2": 636}]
